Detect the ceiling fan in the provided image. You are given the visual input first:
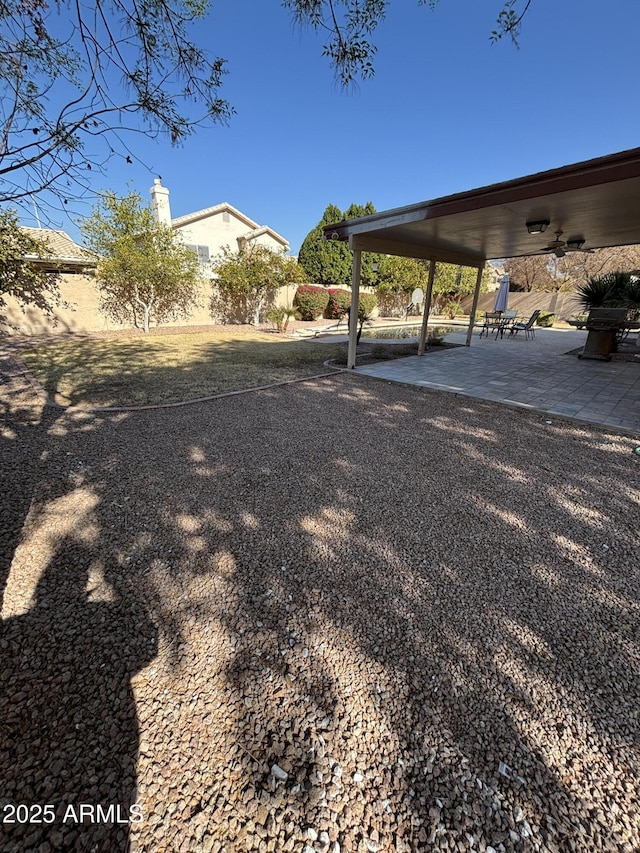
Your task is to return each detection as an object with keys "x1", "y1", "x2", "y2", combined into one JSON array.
[{"x1": 538, "y1": 230, "x2": 591, "y2": 258}]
